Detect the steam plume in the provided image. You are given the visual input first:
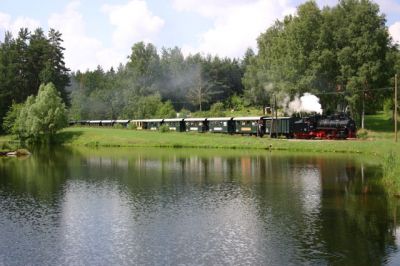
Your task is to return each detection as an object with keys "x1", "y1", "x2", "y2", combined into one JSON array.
[{"x1": 284, "y1": 93, "x2": 322, "y2": 115}]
